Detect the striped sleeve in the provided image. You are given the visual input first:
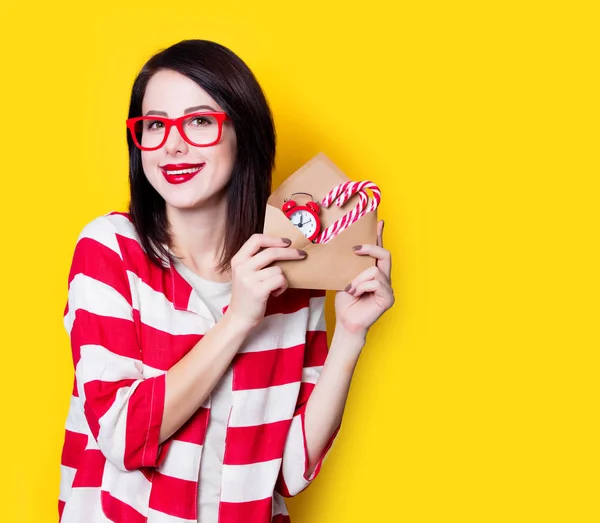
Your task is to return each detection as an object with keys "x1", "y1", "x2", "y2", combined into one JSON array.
[
  {"x1": 275, "y1": 289, "x2": 341, "y2": 497},
  {"x1": 64, "y1": 216, "x2": 170, "y2": 472}
]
